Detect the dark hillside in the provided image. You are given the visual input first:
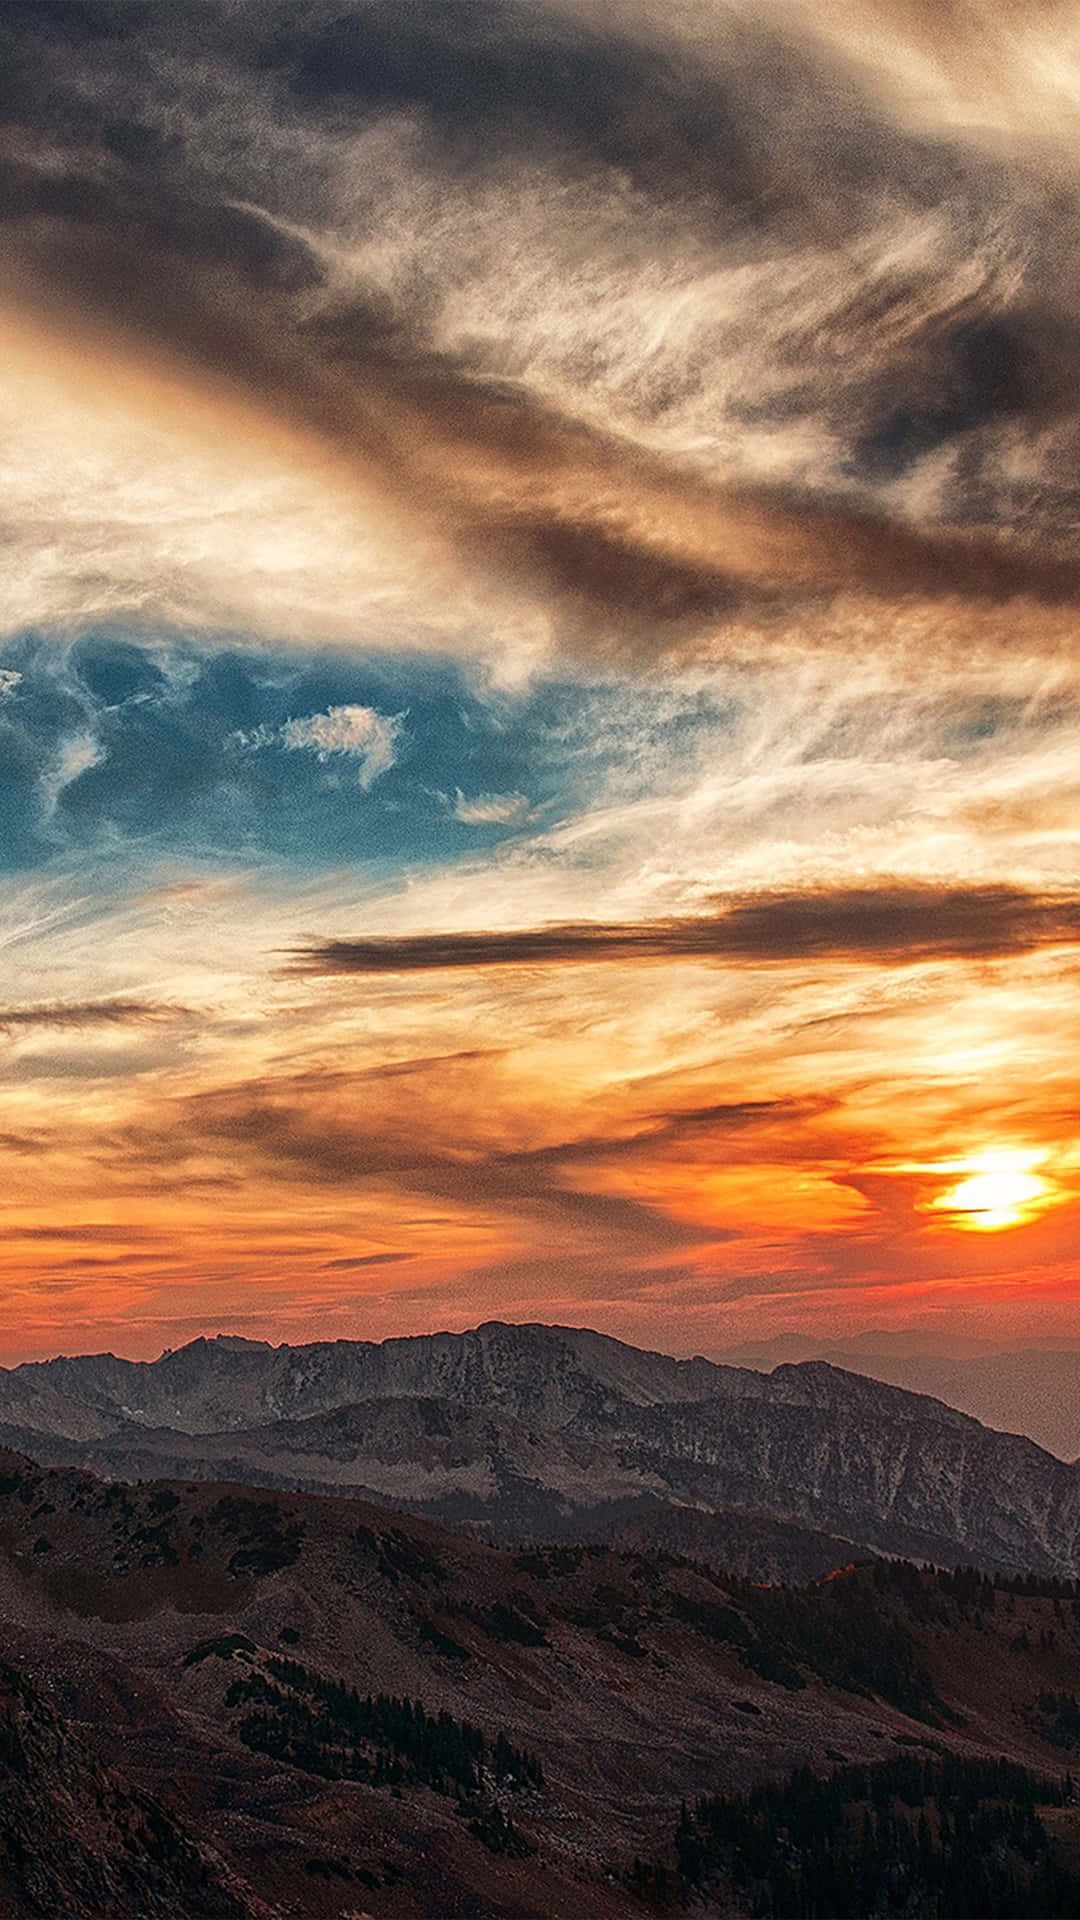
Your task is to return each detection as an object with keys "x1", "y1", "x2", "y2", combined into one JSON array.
[{"x1": 1, "y1": 1452, "x2": 1080, "y2": 1910}]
